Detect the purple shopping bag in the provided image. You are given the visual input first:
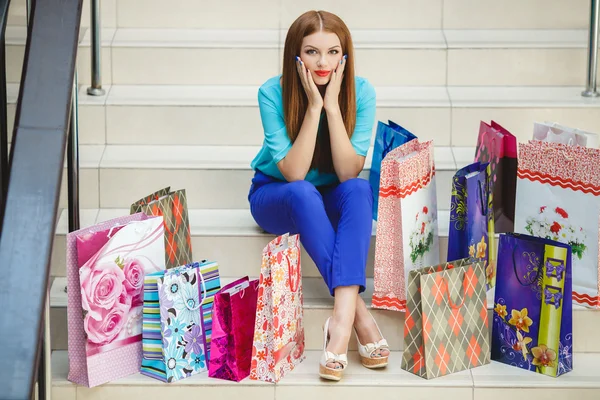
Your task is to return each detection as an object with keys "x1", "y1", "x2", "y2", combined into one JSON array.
[
  {"x1": 209, "y1": 276, "x2": 259, "y2": 382},
  {"x1": 491, "y1": 233, "x2": 572, "y2": 377}
]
